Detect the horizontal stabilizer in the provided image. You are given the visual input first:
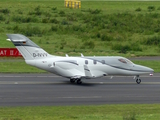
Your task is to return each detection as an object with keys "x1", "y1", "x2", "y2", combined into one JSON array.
[
  {"x1": 7, "y1": 34, "x2": 28, "y2": 42},
  {"x1": 7, "y1": 34, "x2": 40, "y2": 48}
]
